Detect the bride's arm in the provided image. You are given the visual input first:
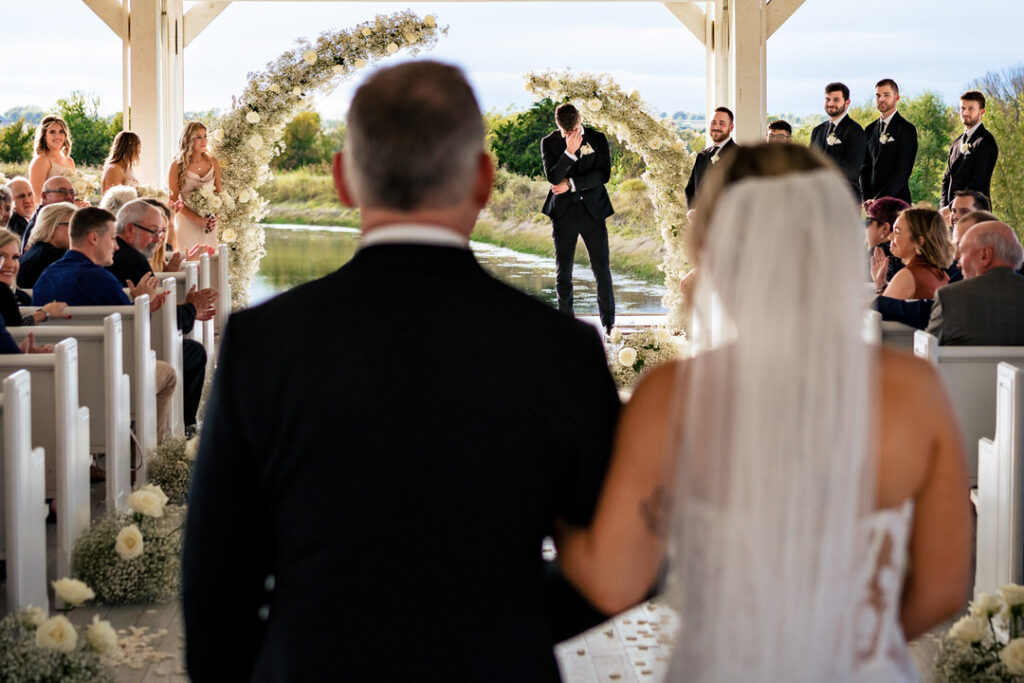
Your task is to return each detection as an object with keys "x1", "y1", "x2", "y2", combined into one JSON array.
[
  {"x1": 556, "y1": 360, "x2": 681, "y2": 614},
  {"x1": 899, "y1": 358, "x2": 971, "y2": 641}
]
